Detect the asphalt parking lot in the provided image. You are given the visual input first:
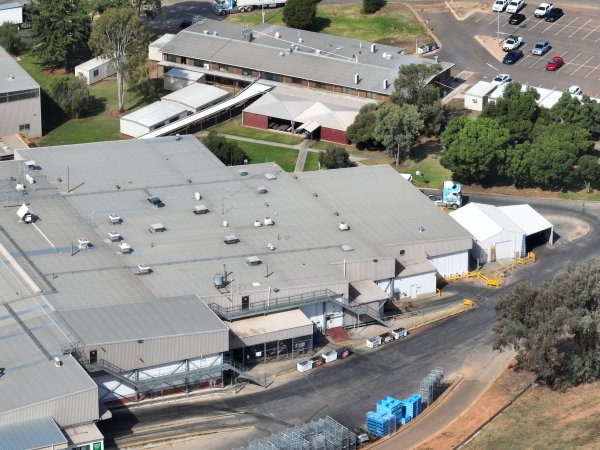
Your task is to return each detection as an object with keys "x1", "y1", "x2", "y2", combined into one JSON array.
[{"x1": 428, "y1": 2, "x2": 600, "y2": 97}]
